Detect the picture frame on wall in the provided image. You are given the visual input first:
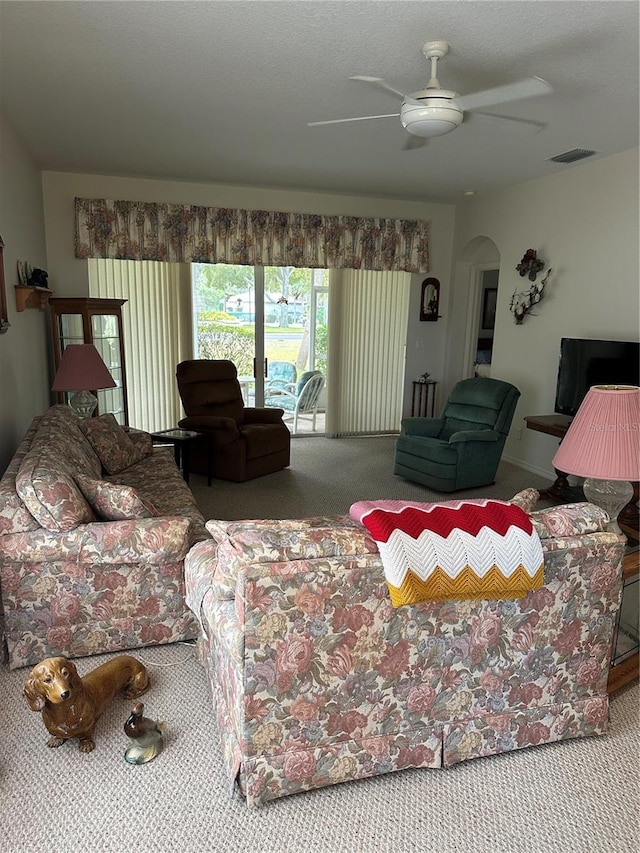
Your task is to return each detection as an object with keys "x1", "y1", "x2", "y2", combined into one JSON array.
[
  {"x1": 420, "y1": 277, "x2": 440, "y2": 322},
  {"x1": 482, "y1": 287, "x2": 497, "y2": 330}
]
